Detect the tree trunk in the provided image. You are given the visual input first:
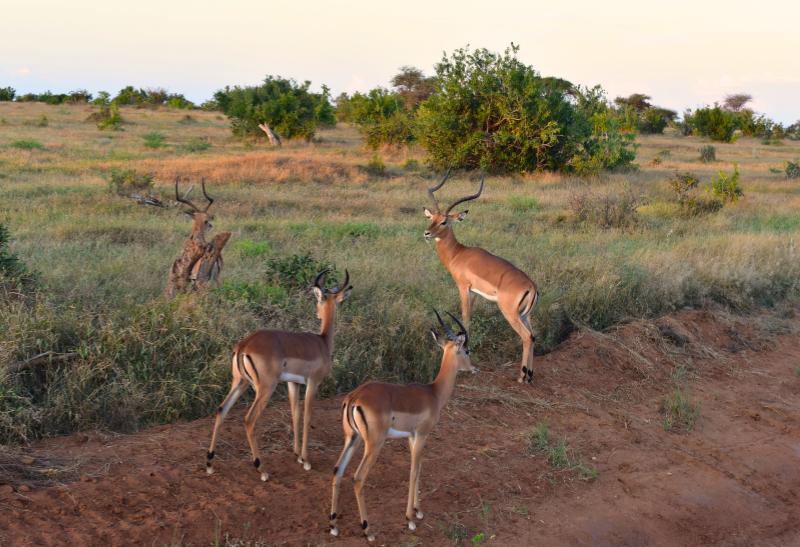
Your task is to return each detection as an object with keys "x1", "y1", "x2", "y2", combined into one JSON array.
[{"x1": 258, "y1": 123, "x2": 282, "y2": 146}]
